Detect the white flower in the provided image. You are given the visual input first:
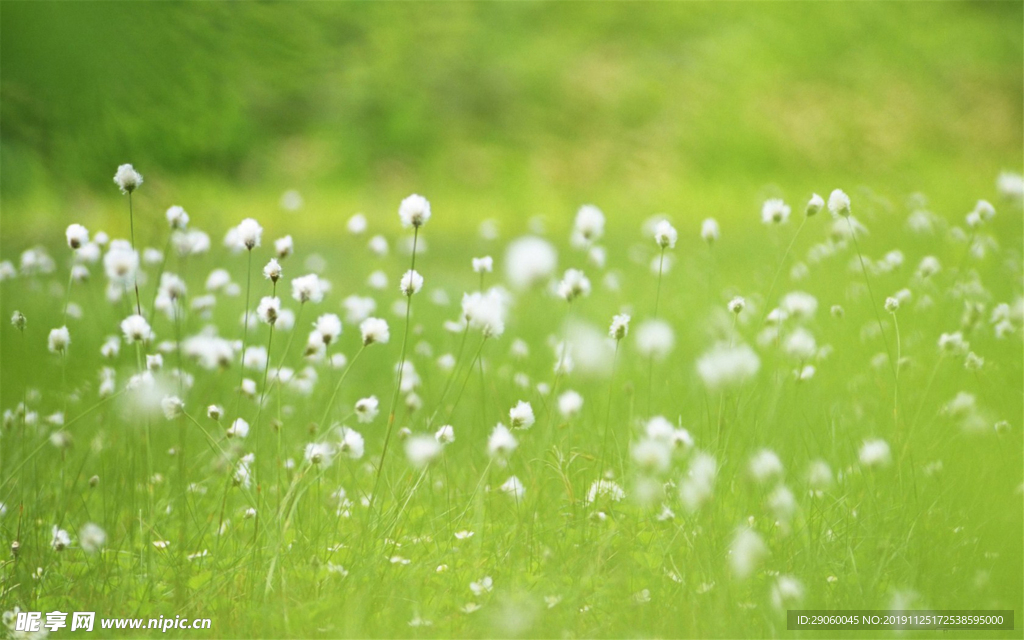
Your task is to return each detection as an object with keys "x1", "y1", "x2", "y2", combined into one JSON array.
[
  {"x1": 487, "y1": 423, "x2": 518, "y2": 459},
  {"x1": 884, "y1": 296, "x2": 900, "y2": 313},
  {"x1": 609, "y1": 313, "x2": 631, "y2": 340},
  {"x1": 749, "y1": 449, "x2": 783, "y2": 483},
  {"x1": 504, "y1": 236, "x2": 557, "y2": 289},
  {"x1": 700, "y1": 218, "x2": 720, "y2": 245},
  {"x1": 291, "y1": 274, "x2": 324, "y2": 304},
  {"x1": 805, "y1": 193, "x2": 825, "y2": 217},
  {"x1": 121, "y1": 314, "x2": 154, "y2": 344},
  {"x1": 405, "y1": 434, "x2": 442, "y2": 468},
  {"x1": 509, "y1": 401, "x2": 535, "y2": 429},
  {"x1": 103, "y1": 240, "x2": 139, "y2": 285},
  {"x1": 680, "y1": 453, "x2": 717, "y2": 512},
  {"x1": 435, "y1": 424, "x2": 455, "y2": 444},
  {"x1": 161, "y1": 396, "x2": 184, "y2": 420},
  {"x1": 257, "y1": 296, "x2": 281, "y2": 325},
  {"x1": 771, "y1": 575, "x2": 805, "y2": 610},
  {"x1": 472, "y1": 256, "x2": 493, "y2": 273},
  {"x1": 66, "y1": 224, "x2": 89, "y2": 249},
  {"x1": 263, "y1": 259, "x2": 282, "y2": 282},
  {"x1": 728, "y1": 297, "x2": 746, "y2": 314},
  {"x1": 165, "y1": 206, "x2": 189, "y2": 230},
  {"x1": 631, "y1": 438, "x2": 671, "y2": 473},
  {"x1": 461, "y1": 288, "x2": 508, "y2": 338},
  {"x1": 342, "y1": 295, "x2": 377, "y2": 324},
  {"x1": 574, "y1": 204, "x2": 605, "y2": 244},
  {"x1": 354, "y1": 396, "x2": 379, "y2": 423},
  {"x1": 635, "y1": 319, "x2": 674, "y2": 360},
  {"x1": 207, "y1": 405, "x2": 223, "y2": 420},
  {"x1": 781, "y1": 291, "x2": 818, "y2": 319},
  {"x1": 347, "y1": 213, "x2": 368, "y2": 234},
  {"x1": 654, "y1": 220, "x2": 678, "y2": 249},
  {"x1": 337, "y1": 427, "x2": 365, "y2": 459},
  {"x1": 113, "y1": 163, "x2": 143, "y2": 193},
  {"x1": 783, "y1": 328, "x2": 816, "y2": 361},
  {"x1": 360, "y1": 317, "x2": 390, "y2": 346},
  {"x1": 79, "y1": 523, "x2": 107, "y2": 554},
  {"x1": 557, "y1": 268, "x2": 591, "y2": 302},
  {"x1": 973, "y1": 199, "x2": 996, "y2": 222},
  {"x1": 587, "y1": 479, "x2": 625, "y2": 503},
  {"x1": 400, "y1": 269, "x2": 424, "y2": 296},
  {"x1": 828, "y1": 189, "x2": 851, "y2": 217},
  {"x1": 398, "y1": 194, "x2": 431, "y2": 228},
  {"x1": 274, "y1": 235, "x2": 294, "y2": 259},
  {"x1": 807, "y1": 460, "x2": 834, "y2": 492},
  {"x1": 227, "y1": 418, "x2": 250, "y2": 439},
  {"x1": 729, "y1": 528, "x2": 767, "y2": 579},
  {"x1": 236, "y1": 218, "x2": 263, "y2": 250},
  {"x1": 314, "y1": 314, "x2": 343, "y2": 345},
  {"x1": 557, "y1": 390, "x2": 583, "y2": 418},
  {"x1": 48, "y1": 326, "x2": 71, "y2": 353},
  {"x1": 500, "y1": 475, "x2": 525, "y2": 500},
  {"x1": 859, "y1": 439, "x2": 891, "y2": 468},
  {"x1": 761, "y1": 199, "x2": 791, "y2": 224},
  {"x1": 304, "y1": 442, "x2": 334, "y2": 467},
  {"x1": 51, "y1": 525, "x2": 71, "y2": 551},
  {"x1": 470, "y1": 576, "x2": 493, "y2": 596}
]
